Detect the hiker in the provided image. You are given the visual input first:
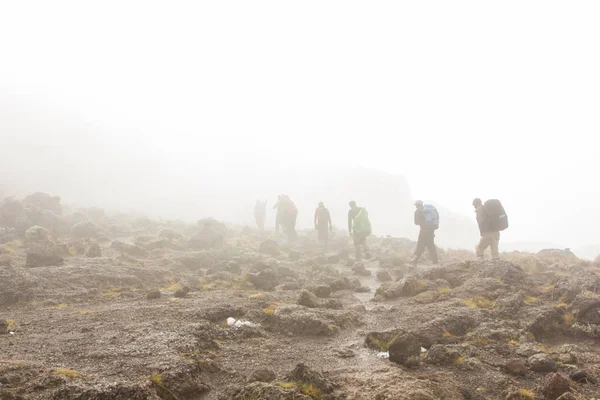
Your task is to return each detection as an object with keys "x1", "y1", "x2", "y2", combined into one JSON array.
[
  {"x1": 314, "y1": 202, "x2": 332, "y2": 250},
  {"x1": 274, "y1": 195, "x2": 298, "y2": 240},
  {"x1": 348, "y1": 201, "x2": 372, "y2": 260},
  {"x1": 411, "y1": 200, "x2": 439, "y2": 266},
  {"x1": 473, "y1": 198, "x2": 508, "y2": 259},
  {"x1": 254, "y1": 200, "x2": 267, "y2": 230}
]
